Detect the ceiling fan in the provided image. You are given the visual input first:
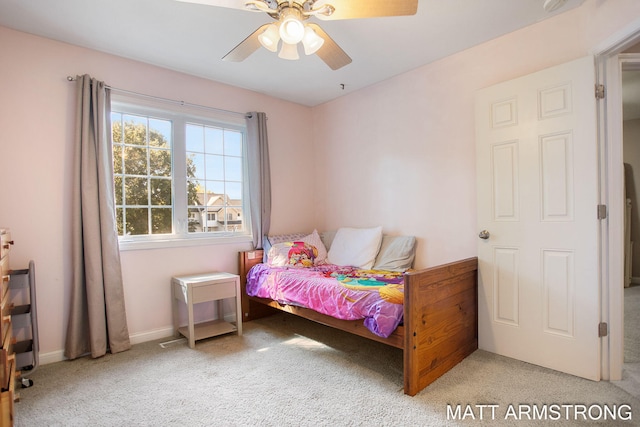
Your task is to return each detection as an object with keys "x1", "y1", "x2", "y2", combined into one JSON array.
[{"x1": 176, "y1": 0, "x2": 419, "y2": 70}]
